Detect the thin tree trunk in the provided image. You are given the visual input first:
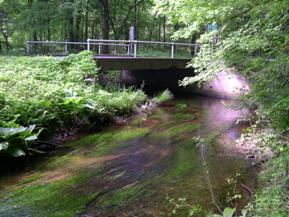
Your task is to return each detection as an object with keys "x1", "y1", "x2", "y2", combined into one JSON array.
[
  {"x1": 27, "y1": 0, "x2": 37, "y2": 41},
  {"x1": 68, "y1": 16, "x2": 74, "y2": 42},
  {"x1": 27, "y1": 0, "x2": 33, "y2": 8},
  {"x1": 163, "y1": 16, "x2": 166, "y2": 42},
  {"x1": 66, "y1": 0, "x2": 74, "y2": 42},
  {"x1": 80, "y1": 18, "x2": 84, "y2": 42},
  {"x1": 134, "y1": 0, "x2": 137, "y2": 40},
  {"x1": 101, "y1": 0, "x2": 109, "y2": 54},
  {"x1": 47, "y1": 21, "x2": 51, "y2": 41},
  {"x1": 91, "y1": 19, "x2": 96, "y2": 38},
  {"x1": 84, "y1": 4, "x2": 89, "y2": 40},
  {"x1": 158, "y1": 19, "x2": 161, "y2": 41},
  {"x1": 33, "y1": 32, "x2": 37, "y2": 41},
  {"x1": 148, "y1": 12, "x2": 157, "y2": 41},
  {"x1": 4, "y1": 35, "x2": 8, "y2": 51},
  {"x1": 75, "y1": 14, "x2": 81, "y2": 42}
]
